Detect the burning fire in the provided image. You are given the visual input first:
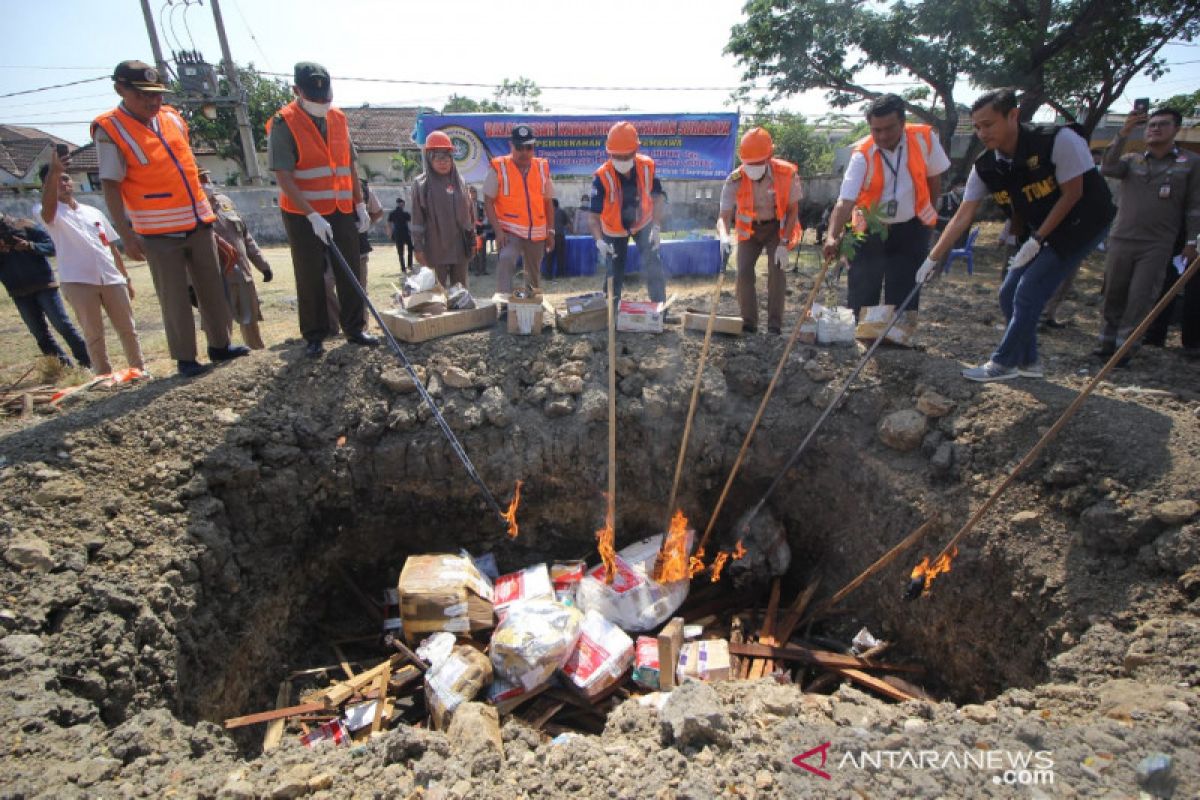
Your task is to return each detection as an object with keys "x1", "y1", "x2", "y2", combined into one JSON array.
[
  {"x1": 688, "y1": 547, "x2": 707, "y2": 578},
  {"x1": 906, "y1": 546, "x2": 958, "y2": 599},
  {"x1": 501, "y1": 480, "x2": 523, "y2": 539},
  {"x1": 732, "y1": 539, "x2": 747, "y2": 560},
  {"x1": 709, "y1": 551, "x2": 730, "y2": 582},
  {"x1": 595, "y1": 501, "x2": 617, "y2": 585},
  {"x1": 652, "y1": 509, "x2": 691, "y2": 584}
]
